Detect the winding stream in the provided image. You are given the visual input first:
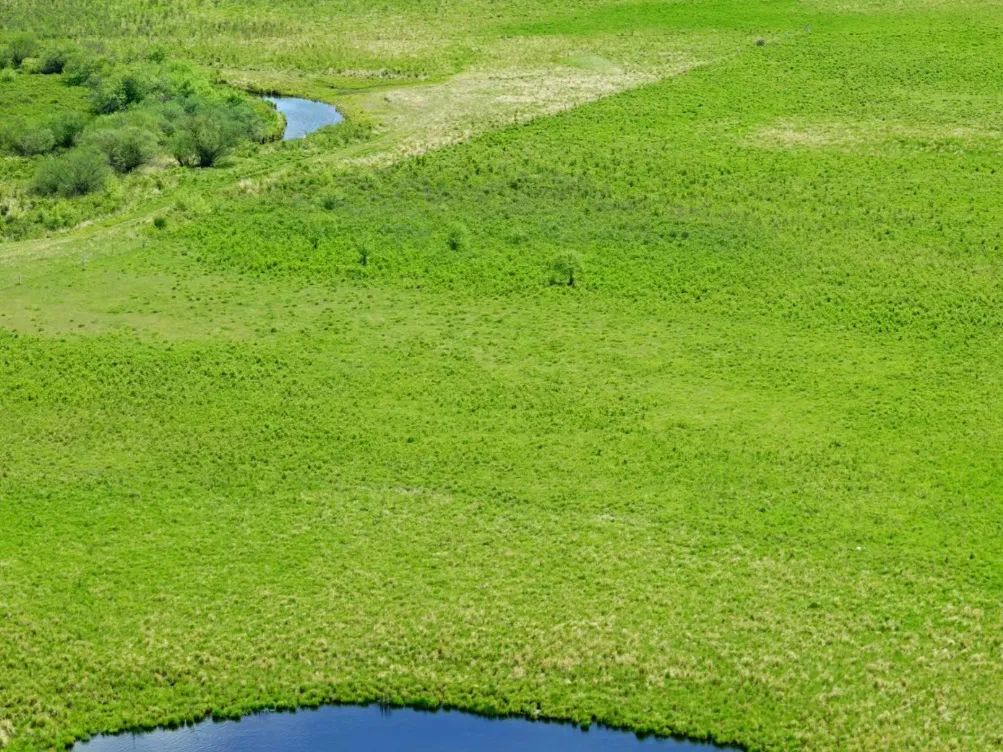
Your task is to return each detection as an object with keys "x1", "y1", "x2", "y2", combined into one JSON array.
[{"x1": 264, "y1": 96, "x2": 344, "y2": 140}]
